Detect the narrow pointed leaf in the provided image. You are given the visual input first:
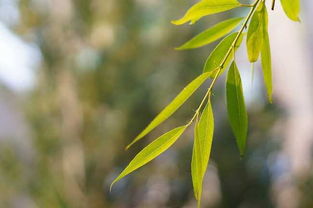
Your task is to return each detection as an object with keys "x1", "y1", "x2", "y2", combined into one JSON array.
[
  {"x1": 191, "y1": 101, "x2": 214, "y2": 205},
  {"x1": 203, "y1": 32, "x2": 244, "y2": 78},
  {"x1": 172, "y1": 0, "x2": 241, "y2": 25},
  {"x1": 226, "y1": 62, "x2": 248, "y2": 156},
  {"x1": 280, "y1": 0, "x2": 300, "y2": 21},
  {"x1": 246, "y1": 4, "x2": 263, "y2": 63},
  {"x1": 260, "y1": 5, "x2": 273, "y2": 102},
  {"x1": 126, "y1": 72, "x2": 211, "y2": 149},
  {"x1": 176, "y1": 17, "x2": 243, "y2": 50},
  {"x1": 261, "y1": 33, "x2": 272, "y2": 103},
  {"x1": 111, "y1": 126, "x2": 187, "y2": 190}
]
